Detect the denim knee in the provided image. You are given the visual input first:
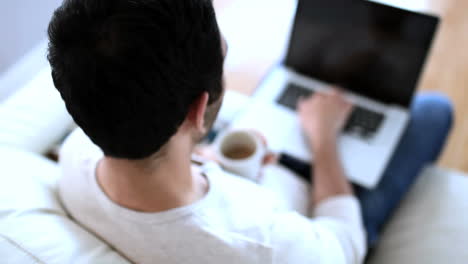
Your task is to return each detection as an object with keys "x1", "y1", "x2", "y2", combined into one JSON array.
[{"x1": 412, "y1": 93, "x2": 454, "y2": 132}]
